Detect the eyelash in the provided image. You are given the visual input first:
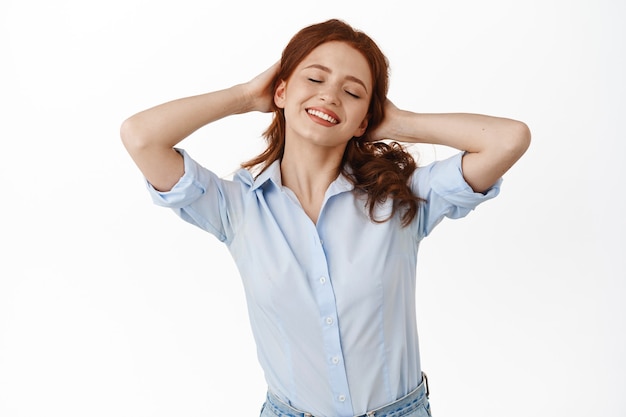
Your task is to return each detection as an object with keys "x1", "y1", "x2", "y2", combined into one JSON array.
[{"x1": 307, "y1": 78, "x2": 360, "y2": 99}]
